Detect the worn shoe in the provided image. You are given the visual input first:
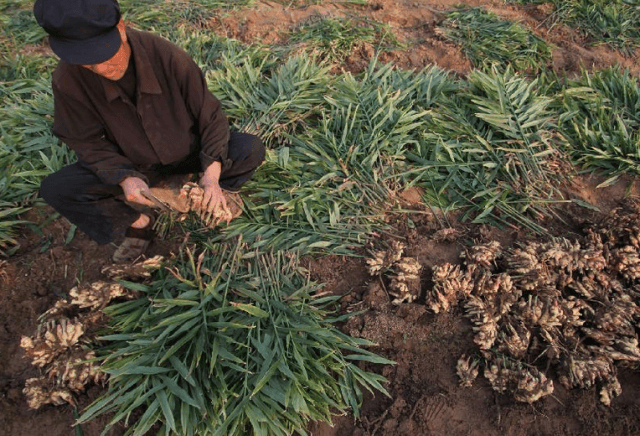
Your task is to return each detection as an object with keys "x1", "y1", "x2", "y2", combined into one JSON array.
[{"x1": 112, "y1": 217, "x2": 155, "y2": 263}]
